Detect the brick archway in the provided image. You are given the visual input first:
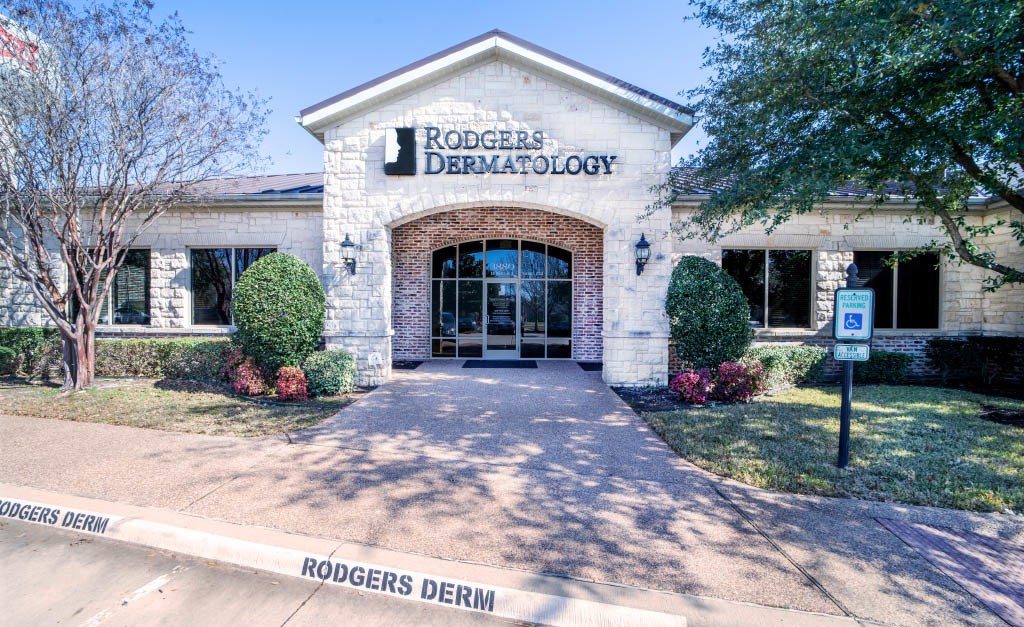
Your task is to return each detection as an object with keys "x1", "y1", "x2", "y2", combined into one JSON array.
[{"x1": 391, "y1": 206, "x2": 603, "y2": 360}]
